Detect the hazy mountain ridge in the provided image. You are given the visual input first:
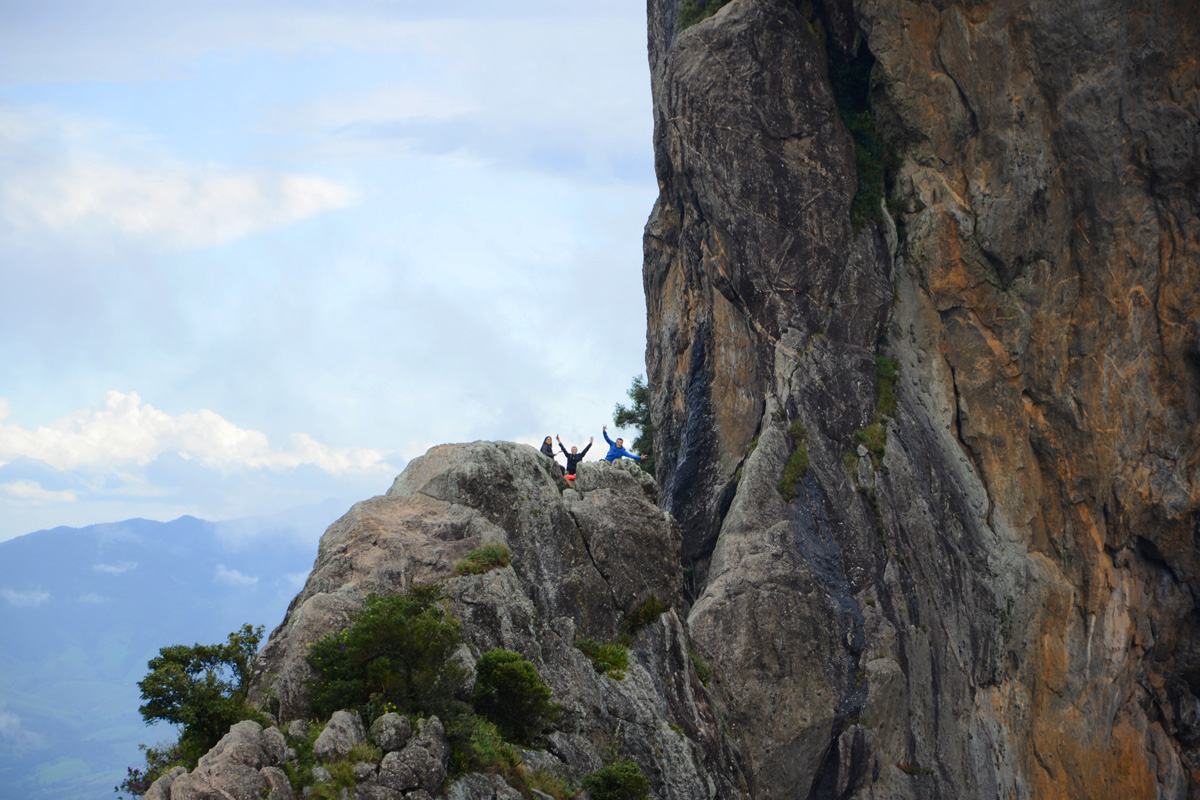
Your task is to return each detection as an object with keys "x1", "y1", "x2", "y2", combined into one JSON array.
[{"x1": 0, "y1": 502, "x2": 346, "y2": 800}]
